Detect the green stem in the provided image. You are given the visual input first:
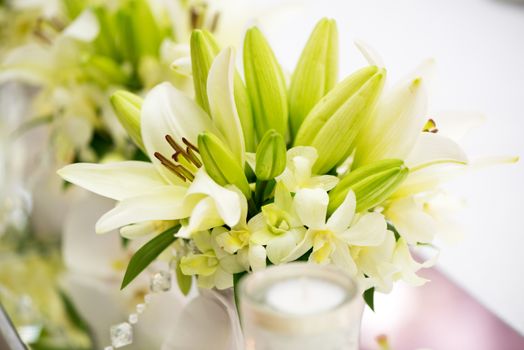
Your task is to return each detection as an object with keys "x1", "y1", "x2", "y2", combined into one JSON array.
[{"x1": 255, "y1": 180, "x2": 268, "y2": 206}]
